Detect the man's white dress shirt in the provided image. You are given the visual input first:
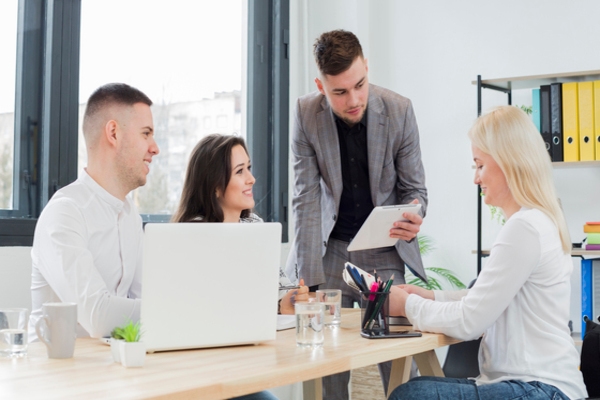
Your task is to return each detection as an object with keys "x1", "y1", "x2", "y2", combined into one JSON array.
[{"x1": 29, "y1": 170, "x2": 142, "y2": 341}]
